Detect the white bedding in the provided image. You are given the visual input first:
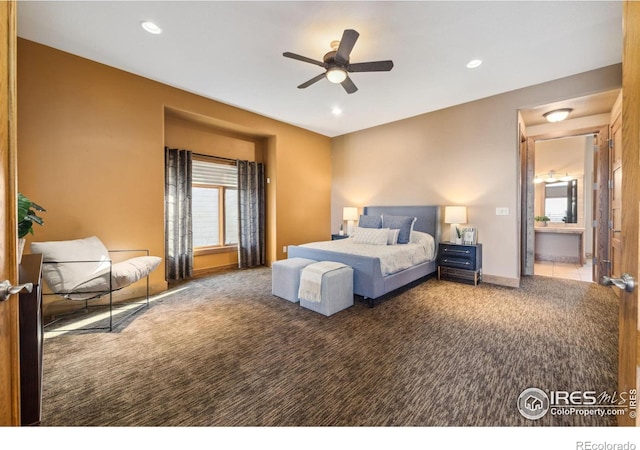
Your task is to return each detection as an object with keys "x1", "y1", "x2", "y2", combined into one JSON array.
[{"x1": 299, "y1": 232, "x2": 435, "y2": 276}]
